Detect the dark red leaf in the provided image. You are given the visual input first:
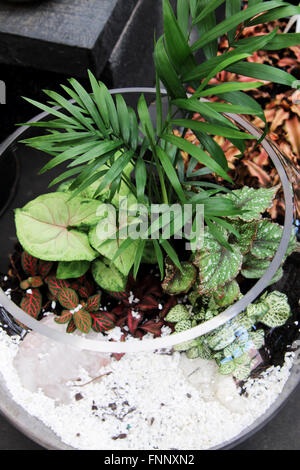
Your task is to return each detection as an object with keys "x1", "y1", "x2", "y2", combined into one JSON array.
[
  {"x1": 85, "y1": 293, "x2": 102, "y2": 312},
  {"x1": 127, "y1": 309, "x2": 143, "y2": 335},
  {"x1": 84, "y1": 279, "x2": 95, "y2": 297},
  {"x1": 111, "y1": 305, "x2": 125, "y2": 316},
  {"x1": 54, "y1": 310, "x2": 73, "y2": 324},
  {"x1": 46, "y1": 276, "x2": 71, "y2": 298},
  {"x1": 21, "y1": 252, "x2": 38, "y2": 277},
  {"x1": 38, "y1": 260, "x2": 53, "y2": 279},
  {"x1": 20, "y1": 289, "x2": 42, "y2": 319},
  {"x1": 116, "y1": 317, "x2": 127, "y2": 328},
  {"x1": 90, "y1": 312, "x2": 114, "y2": 333},
  {"x1": 71, "y1": 280, "x2": 80, "y2": 291},
  {"x1": 74, "y1": 309, "x2": 92, "y2": 334},
  {"x1": 135, "y1": 330, "x2": 144, "y2": 340},
  {"x1": 57, "y1": 288, "x2": 79, "y2": 309},
  {"x1": 138, "y1": 295, "x2": 158, "y2": 311},
  {"x1": 112, "y1": 352, "x2": 125, "y2": 361},
  {"x1": 112, "y1": 334, "x2": 126, "y2": 361},
  {"x1": 139, "y1": 320, "x2": 164, "y2": 337}
]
